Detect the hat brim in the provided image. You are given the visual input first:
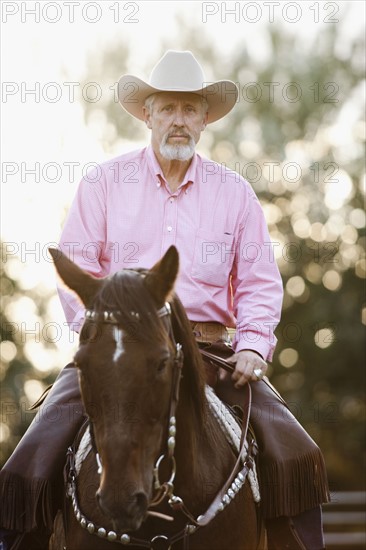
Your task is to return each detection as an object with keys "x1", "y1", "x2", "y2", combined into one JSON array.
[{"x1": 117, "y1": 75, "x2": 238, "y2": 123}]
